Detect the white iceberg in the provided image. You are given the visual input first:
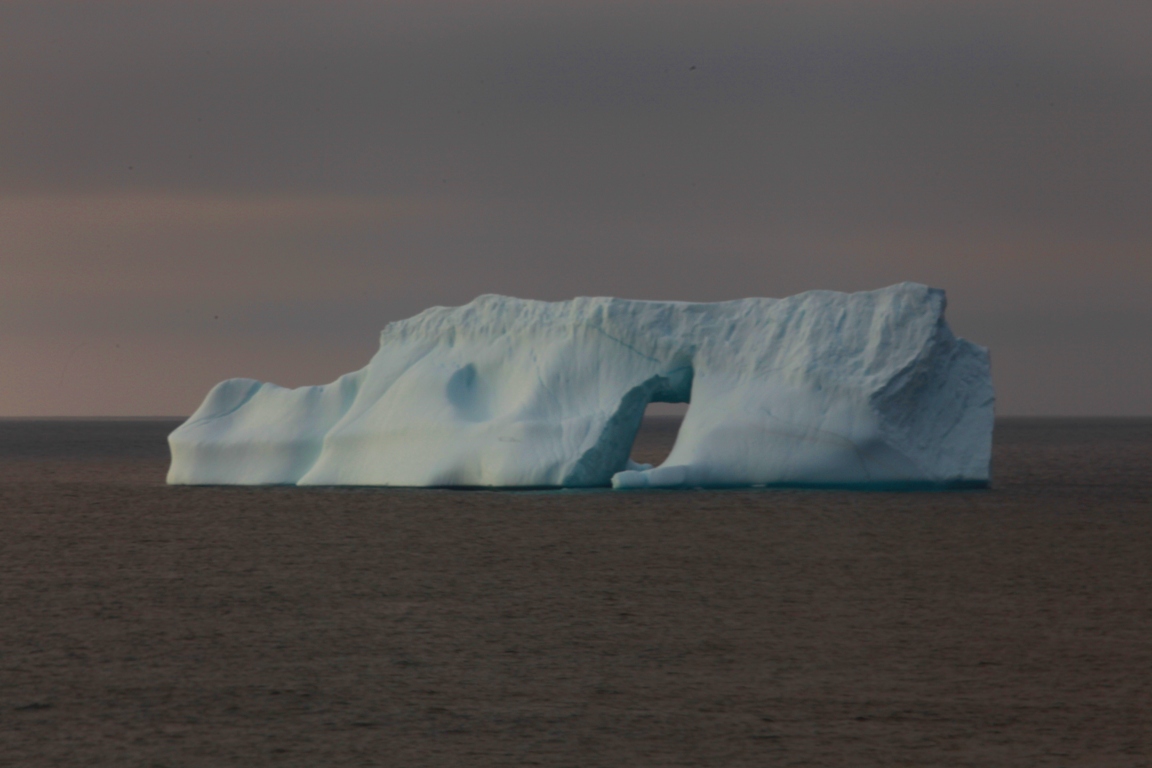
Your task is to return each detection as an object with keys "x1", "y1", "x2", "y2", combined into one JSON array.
[{"x1": 168, "y1": 283, "x2": 993, "y2": 489}]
